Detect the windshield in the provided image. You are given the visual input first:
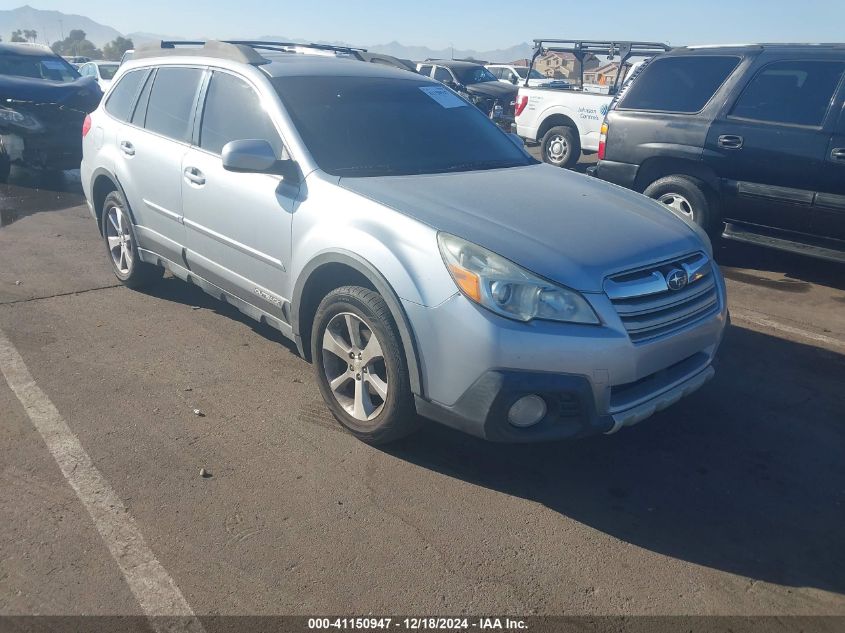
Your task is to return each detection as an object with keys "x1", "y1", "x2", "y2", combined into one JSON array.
[
  {"x1": 98, "y1": 64, "x2": 118, "y2": 80},
  {"x1": 0, "y1": 54, "x2": 79, "y2": 82},
  {"x1": 272, "y1": 76, "x2": 535, "y2": 177},
  {"x1": 455, "y1": 66, "x2": 498, "y2": 84}
]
